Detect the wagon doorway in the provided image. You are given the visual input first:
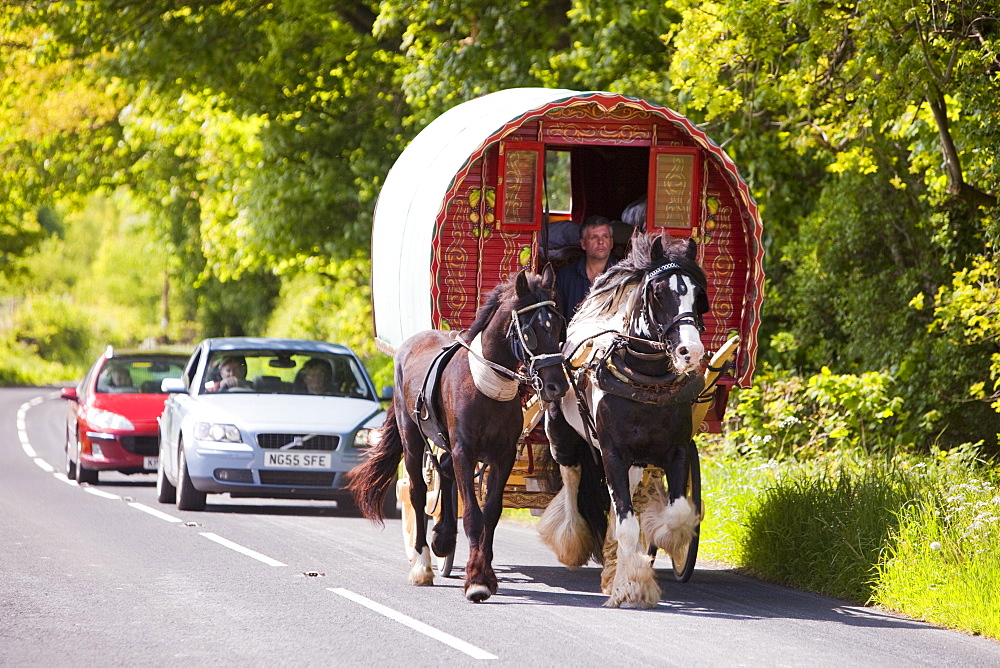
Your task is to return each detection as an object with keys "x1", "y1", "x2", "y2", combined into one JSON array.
[{"x1": 540, "y1": 145, "x2": 650, "y2": 267}]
